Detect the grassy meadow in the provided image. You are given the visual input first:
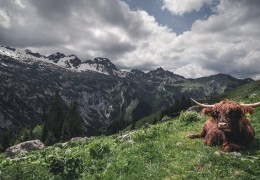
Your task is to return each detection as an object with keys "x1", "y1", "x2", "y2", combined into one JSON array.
[{"x1": 0, "y1": 80, "x2": 259, "y2": 179}]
